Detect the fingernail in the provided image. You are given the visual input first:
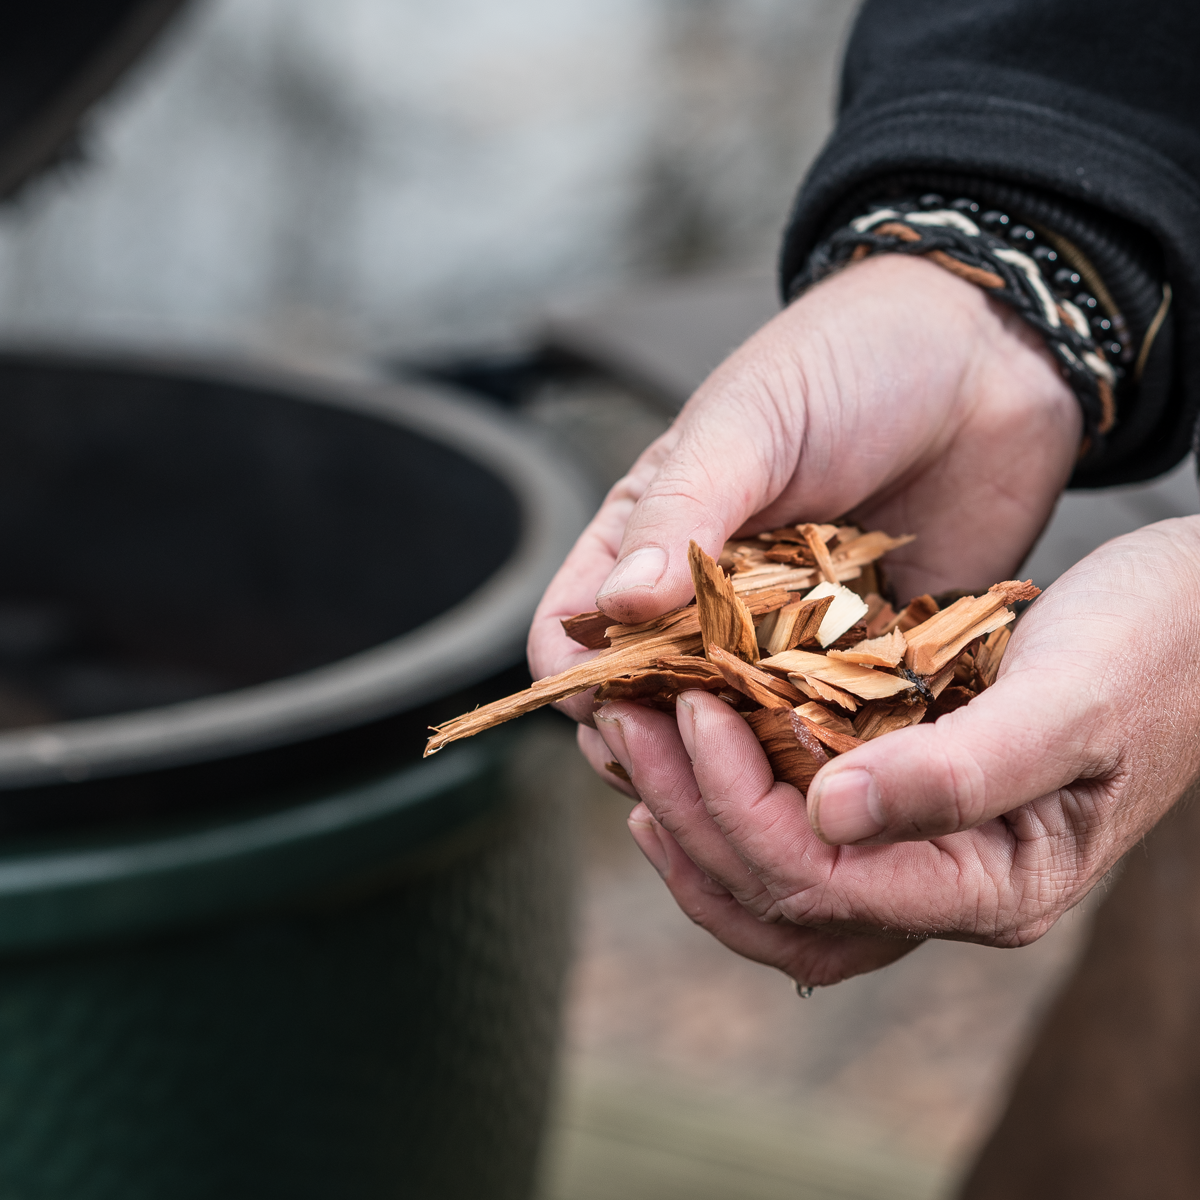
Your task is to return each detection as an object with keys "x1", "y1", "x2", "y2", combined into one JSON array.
[
  {"x1": 596, "y1": 546, "x2": 668, "y2": 600},
  {"x1": 808, "y1": 769, "x2": 885, "y2": 844},
  {"x1": 594, "y1": 708, "x2": 631, "y2": 775},
  {"x1": 628, "y1": 803, "x2": 669, "y2": 876},
  {"x1": 675, "y1": 694, "x2": 696, "y2": 758}
]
